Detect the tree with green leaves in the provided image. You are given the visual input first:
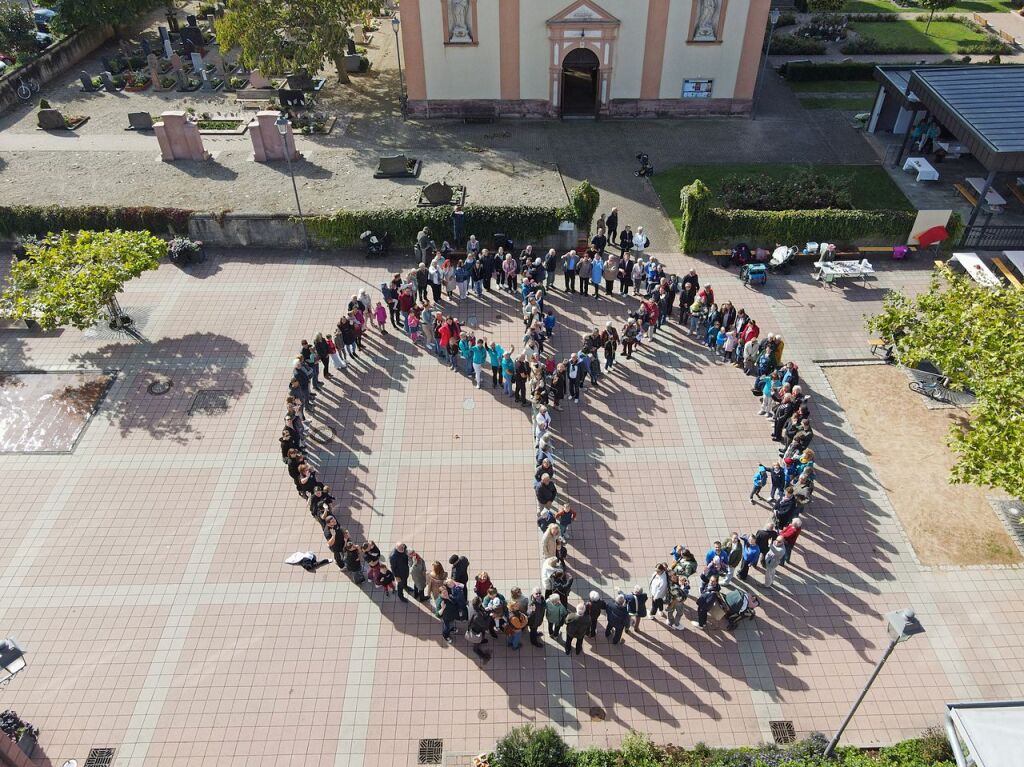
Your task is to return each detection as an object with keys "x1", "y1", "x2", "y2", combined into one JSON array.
[
  {"x1": 867, "y1": 266, "x2": 1024, "y2": 498},
  {"x1": 49, "y1": 0, "x2": 155, "y2": 34},
  {"x1": 216, "y1": 0, "x2": 372, "y2": 83},
  {"x1": 0, "y1": 1, "x2": 37, "y2": 56},
  {"x1": 1, "y1": 230, "x2": 166, "y2": 331},
  {"x1": 919, "y1": 0, "x2": 955, "y2": 33}
]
